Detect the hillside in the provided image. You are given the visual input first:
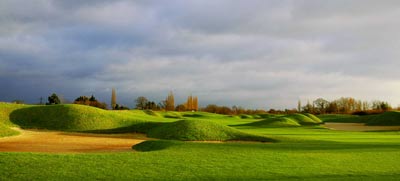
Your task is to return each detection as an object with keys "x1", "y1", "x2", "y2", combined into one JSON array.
[{"x1": 1, "y1": 103, "x2": 273, "y2": 142}]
